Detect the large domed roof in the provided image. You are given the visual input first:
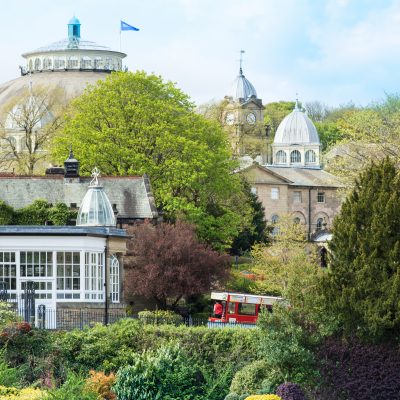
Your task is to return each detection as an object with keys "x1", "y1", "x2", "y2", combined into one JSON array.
[
  {"x1": 230, "y1": 68, "x2": 257, "y2": 100},
  {"x1": 274, "y1": 101, "x2": 320, "y2": 145}
]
